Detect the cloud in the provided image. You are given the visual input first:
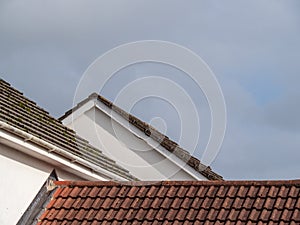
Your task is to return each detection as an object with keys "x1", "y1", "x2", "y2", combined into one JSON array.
[{"x1": 0, "y1": 0, "x2": 300, "y2": 179}]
